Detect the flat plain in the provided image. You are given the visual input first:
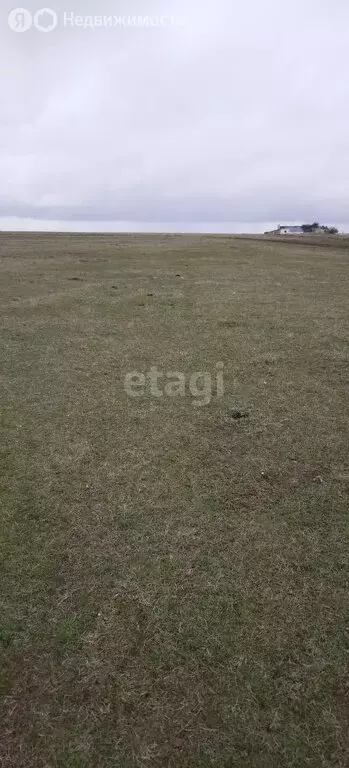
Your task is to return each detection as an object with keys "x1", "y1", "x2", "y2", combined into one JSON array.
[{"x1": 1, "y1": 232, "x2": 349, "y2": 767}]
